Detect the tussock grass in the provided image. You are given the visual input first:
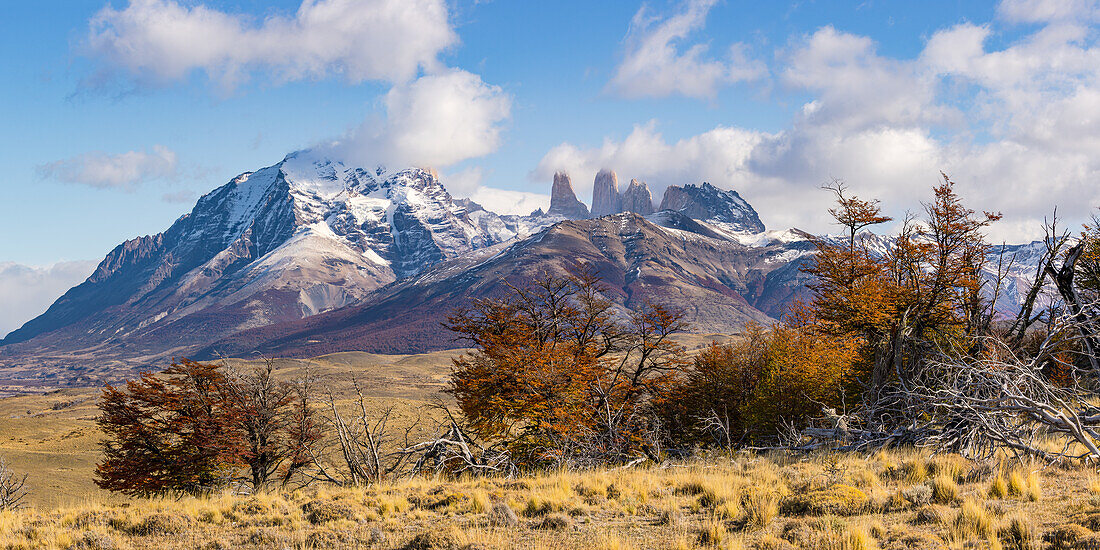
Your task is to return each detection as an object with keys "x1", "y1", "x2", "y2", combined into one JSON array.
[{"x1": 0, "y1": 448, "x2": 1091, "y2": 549}]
